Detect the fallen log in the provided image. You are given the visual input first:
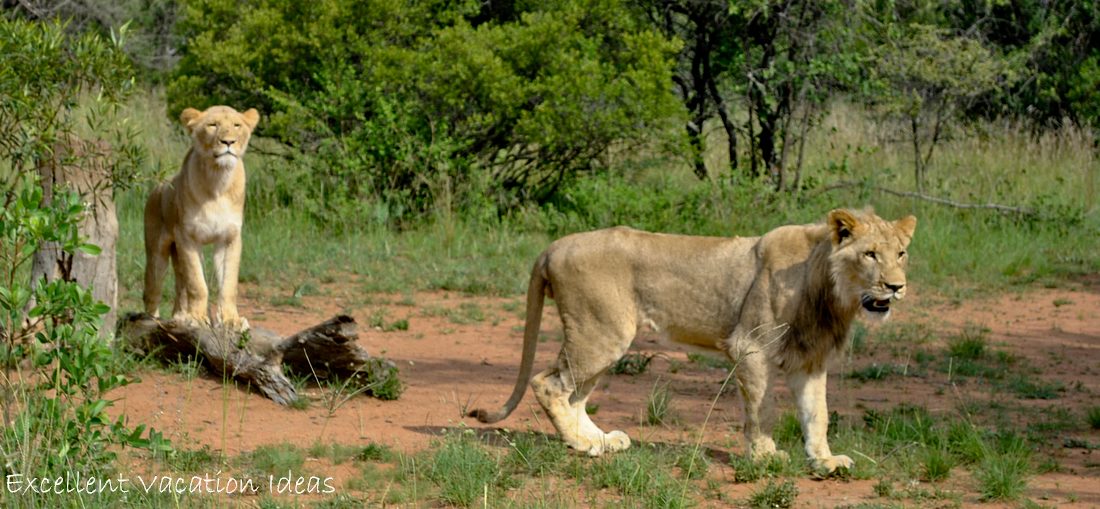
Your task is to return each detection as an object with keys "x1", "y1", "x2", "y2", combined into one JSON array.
[{"x1": 117, "y1": 313, "x2": 401, "y2": 405}]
